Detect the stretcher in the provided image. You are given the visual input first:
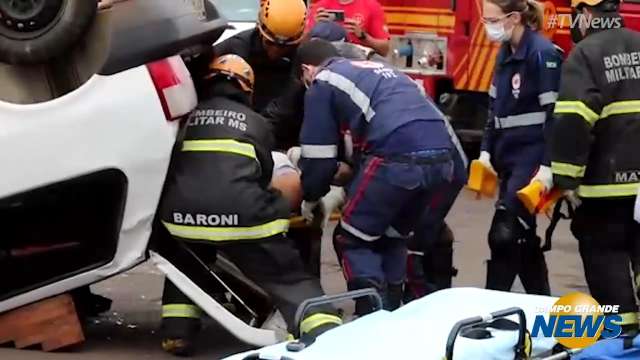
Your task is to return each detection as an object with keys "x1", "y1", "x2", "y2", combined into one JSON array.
[
  {"x1": 288, "y1": 213, "x2": 341, "y2": 229},
  {"x1": 573, "y1": 335, "x2": 640, "y2": 359},
  {"x1": 222, "y1": 287, "x2": 566, "y2": 360}
]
